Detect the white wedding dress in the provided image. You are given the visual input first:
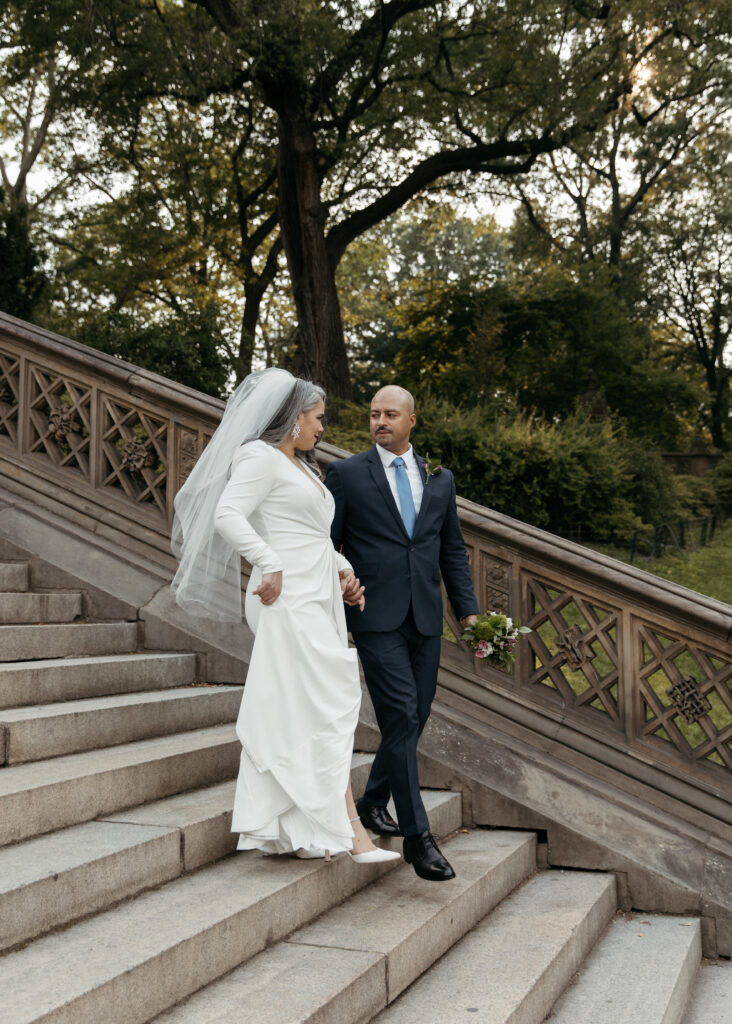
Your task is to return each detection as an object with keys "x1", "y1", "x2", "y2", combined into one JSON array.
[{"x1": 214, "y1": 440, "x2": 361, "y2": 855}]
